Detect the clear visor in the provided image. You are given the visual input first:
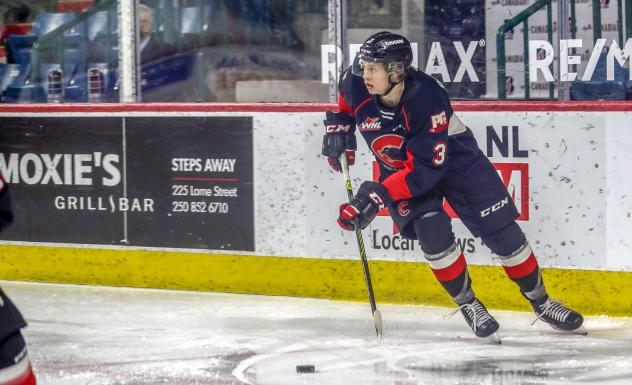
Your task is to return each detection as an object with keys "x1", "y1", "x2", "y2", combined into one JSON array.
[
  {"x1": 351, "y1": 56, "x2": 406, "y2": 80},
  {"x1": 351, "y1": 55, "x2": 386, "y2": 77}
]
